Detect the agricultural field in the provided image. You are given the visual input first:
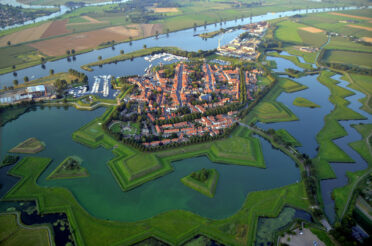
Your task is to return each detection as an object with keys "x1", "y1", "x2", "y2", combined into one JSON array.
[
  {"x1": 0, "y1": 45, "x2": 45, "y2": 72},
  {"x1": 345, "y1": 73, "x2": 372, "y2": 114},
  {"x1": 0, "y1": 213, "x2": 51, "y2": 246},
  {"x1": 322, "y1": 49, "x2": 372, "y2": 68}
]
